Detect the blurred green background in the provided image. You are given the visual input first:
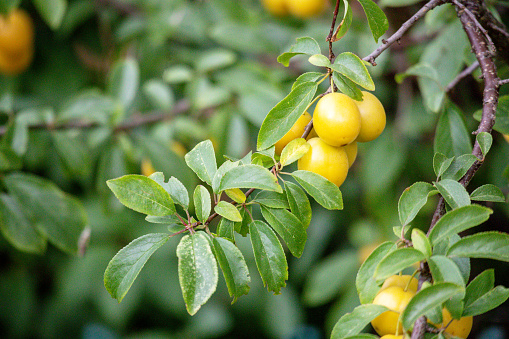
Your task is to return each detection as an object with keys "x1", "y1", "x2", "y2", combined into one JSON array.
[{"x1": 0, "y1": 0, "x2": 508, "y2": 338}]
